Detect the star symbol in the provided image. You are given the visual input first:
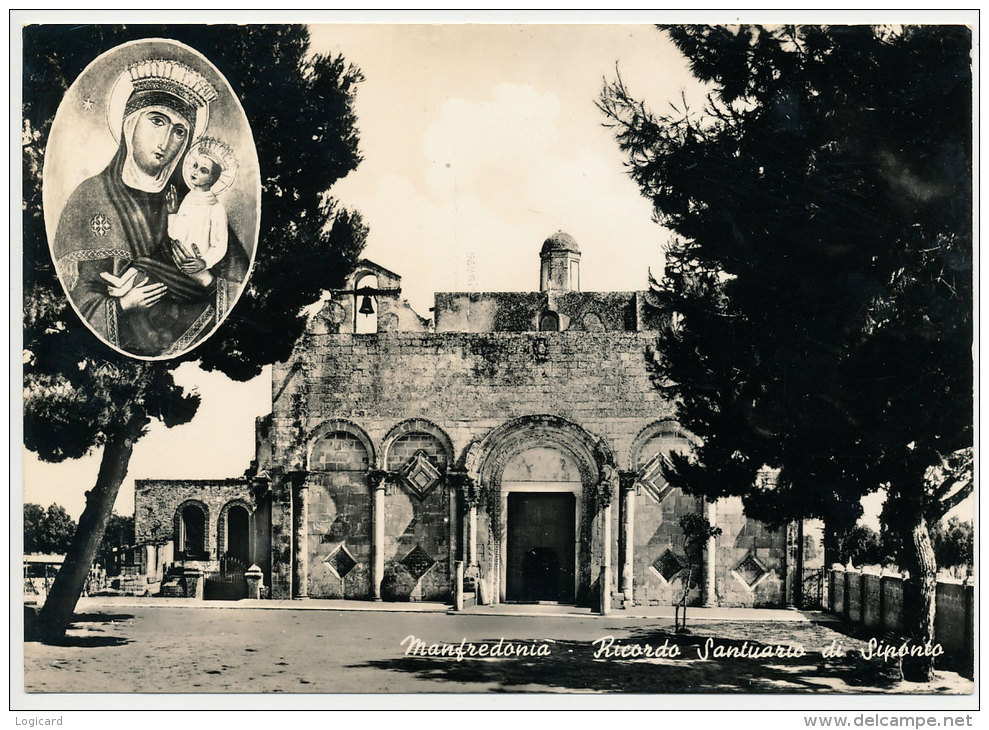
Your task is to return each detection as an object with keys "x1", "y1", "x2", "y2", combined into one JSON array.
[{"x1": 82, "y1": 98, "x2": 95, "y2": 111}]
